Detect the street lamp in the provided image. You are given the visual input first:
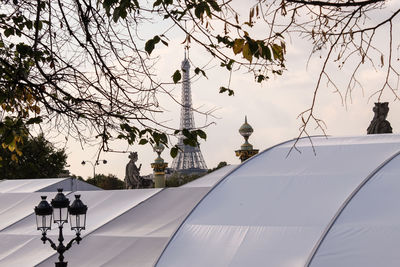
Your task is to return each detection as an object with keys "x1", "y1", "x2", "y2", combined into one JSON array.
[
  {"x1": 81, "y1": 159, "x2": 107, "y2": 178},
  {"x1": 34, "y1": 189, "x2": 88, "y2": 267}
]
